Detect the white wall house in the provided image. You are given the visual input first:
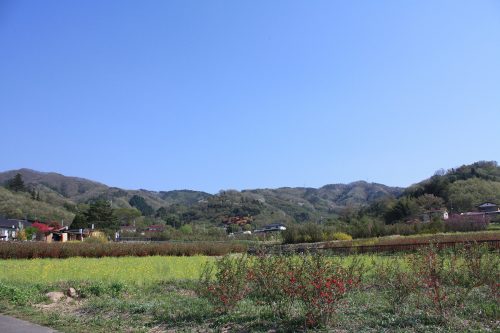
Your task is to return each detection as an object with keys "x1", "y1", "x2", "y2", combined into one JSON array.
[
  {"x1": 0, "y1": 225, "x2": 16, "y2": 241},
  {"x1": 0, "y1": 218, "x2": 30, "y2": 241}
]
